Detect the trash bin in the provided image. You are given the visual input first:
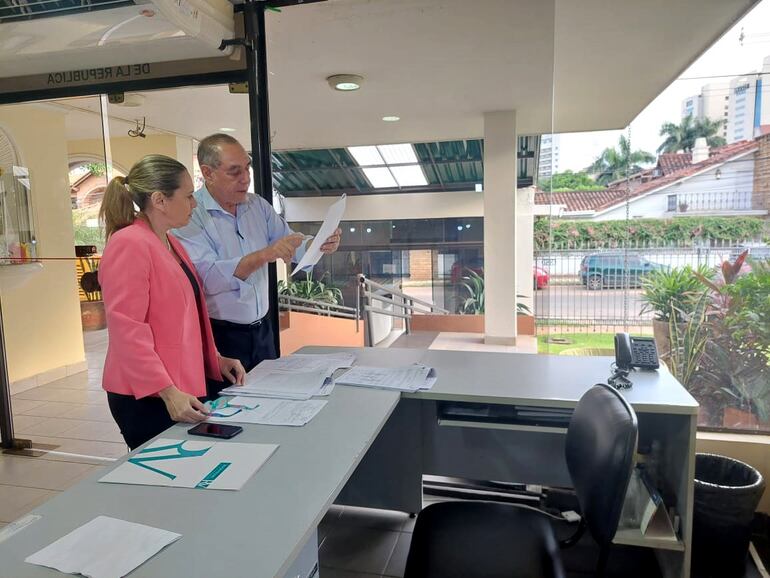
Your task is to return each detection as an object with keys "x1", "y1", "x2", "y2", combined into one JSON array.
[{"x1": 692, "y1": 453, "x2": 766, "y2": 577}]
